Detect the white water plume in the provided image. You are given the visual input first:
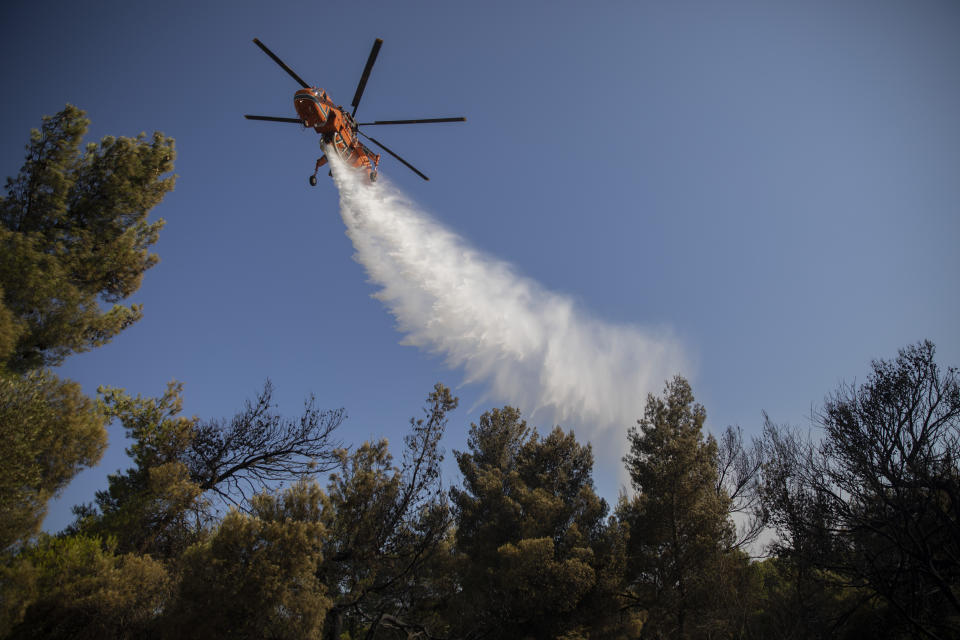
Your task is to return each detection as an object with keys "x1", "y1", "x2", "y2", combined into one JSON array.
[{"x1": 330, "y1": 155, "x2": 689, "y2": 450}]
